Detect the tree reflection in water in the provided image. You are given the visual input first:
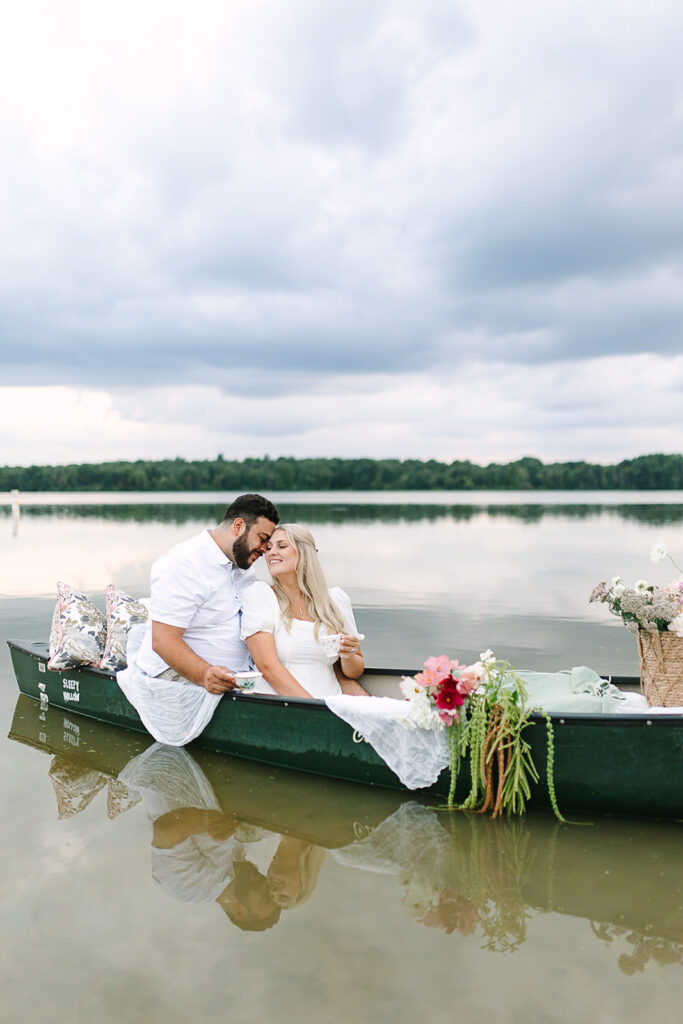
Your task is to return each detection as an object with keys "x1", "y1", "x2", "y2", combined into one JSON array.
[{"x1": 590, "y1": 922, "x2": 683, "y2": 975}]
